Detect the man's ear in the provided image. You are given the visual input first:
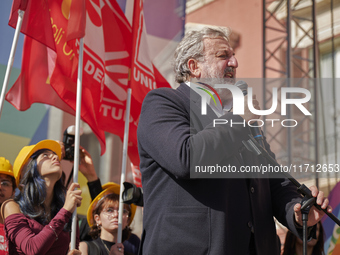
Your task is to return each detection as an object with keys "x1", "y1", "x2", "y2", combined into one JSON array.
[{"x1": 188, "y1": 59, "x2": 201, "y2": 78}]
